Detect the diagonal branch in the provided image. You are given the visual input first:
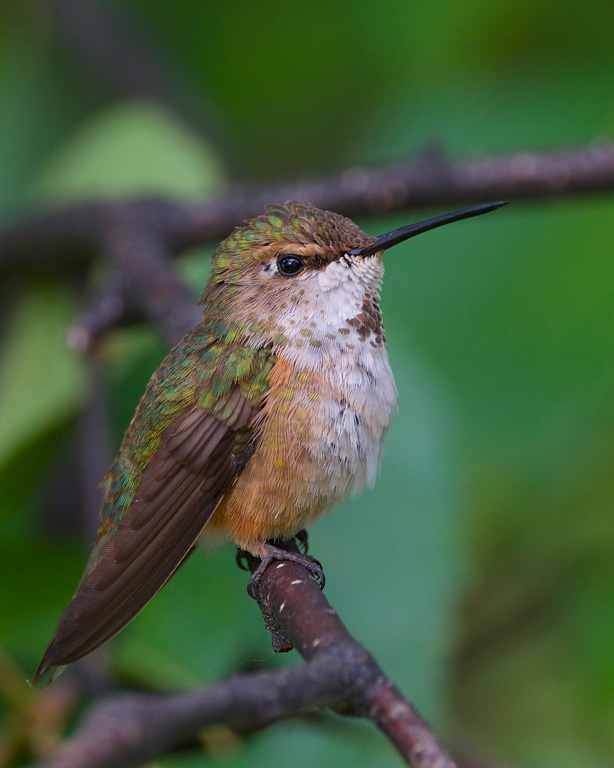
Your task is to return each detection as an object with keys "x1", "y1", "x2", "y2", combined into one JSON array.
[
  {"x1": 31, "y1": 559, "x2": 455, "y2": 768},
  {"x1": 3, "y1": 141, "x2": 614, "y2": 275},
  {"x1": 4, "y1": 141, "x2": 613, "y2": 348}
]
